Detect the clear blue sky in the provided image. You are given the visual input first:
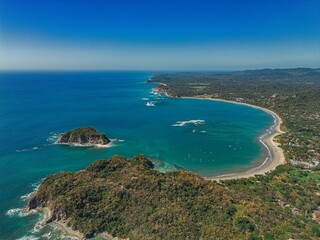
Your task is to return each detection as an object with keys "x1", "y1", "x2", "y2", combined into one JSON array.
[{"x1": 0, "y1": 0, "x2": 319, "y2": 70}]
